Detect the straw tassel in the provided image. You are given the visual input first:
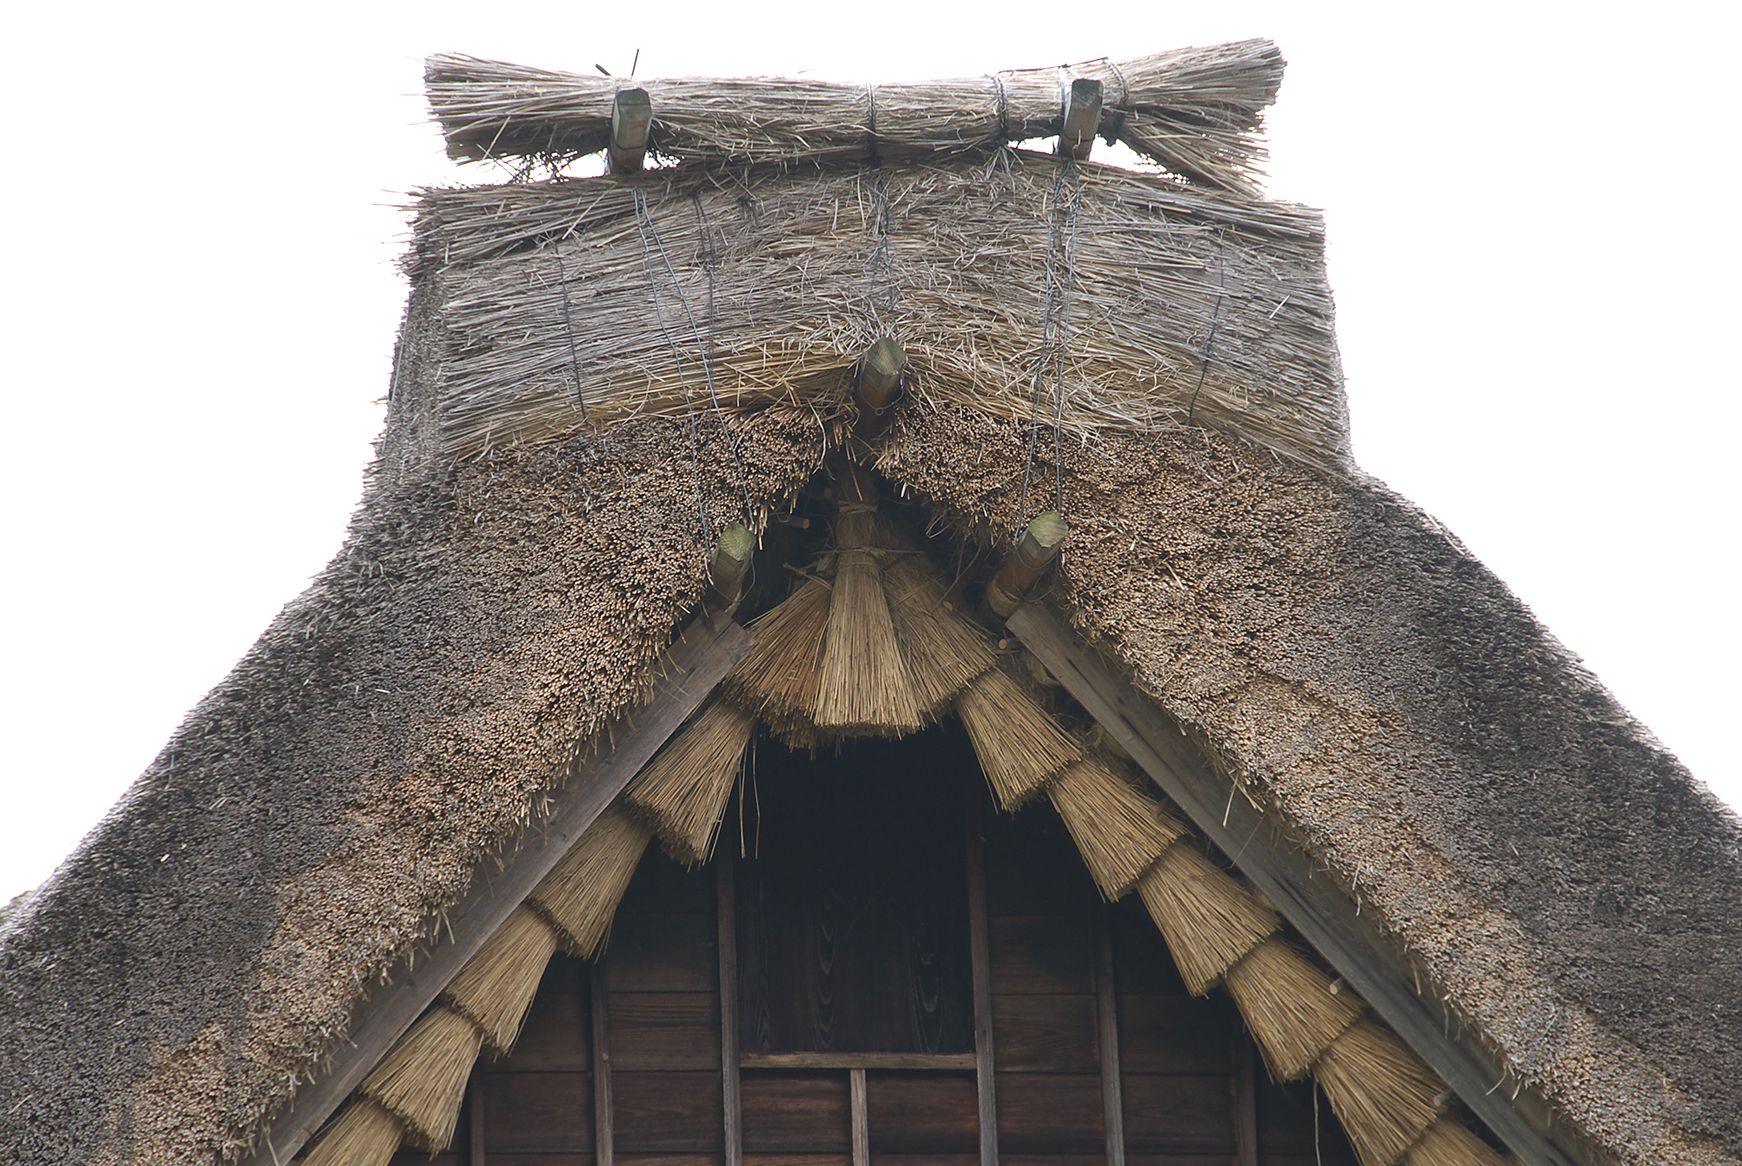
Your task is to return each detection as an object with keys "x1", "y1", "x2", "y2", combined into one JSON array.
[
  {"x1": 1047, "y1": 756, "x2": 1186, "y2": 899},
  {"x1": 530, "y1": 803, "x2": 653, "y2": 957},
  {"x1": 815, "y1": 499, "x2": 922, "y2": 733},
  {"x1": 1136, "y1": 841, "x2": 1279, "y2": 994},
  {"x1": 883, "y1": 551, "x2": 995, "y2": 718},
  {"x1": 1316, "y1": 1020, "x2": 1448, "y2": 1166},
  {"x1": 629, "y1": 697, "x2": 757, "y2": 864},
  {"x1": 296, "y1": 1097, "x2": 404, "y2": 1166},
  {"x1": 1223, "y1": 938, "x2": 1363, "y2": 1081},
  {"x1": 360, "y1": 1007, "x2": 484, "y2": 1152},
  {"x1": 956, "y1": 666, "x2": 1081, "y2": 810},
  {"x1": 1404, "y1": 1119, "x2": 1509, "y2": 1166},
  {"x1": 440, "y1": 905, "x2": 560, "y2": 1054}
]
